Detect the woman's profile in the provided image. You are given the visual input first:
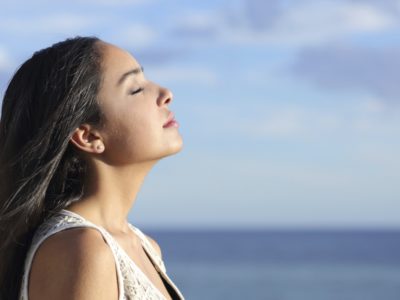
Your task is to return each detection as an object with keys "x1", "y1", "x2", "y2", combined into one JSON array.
[{"x1": 0, "y1": 36, "x2": 184, "y2": 300}]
